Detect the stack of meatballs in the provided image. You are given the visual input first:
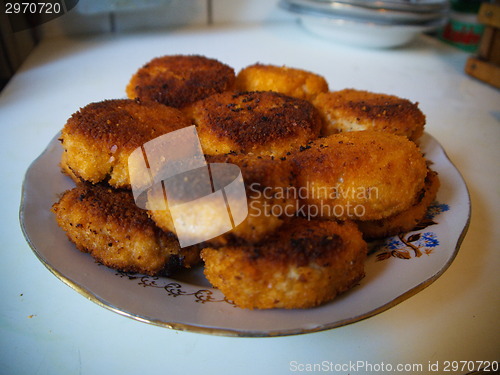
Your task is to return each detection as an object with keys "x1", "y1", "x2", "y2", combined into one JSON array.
[{"x1": 52, "y1": 55, "x2": 439, "y2": 309}]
